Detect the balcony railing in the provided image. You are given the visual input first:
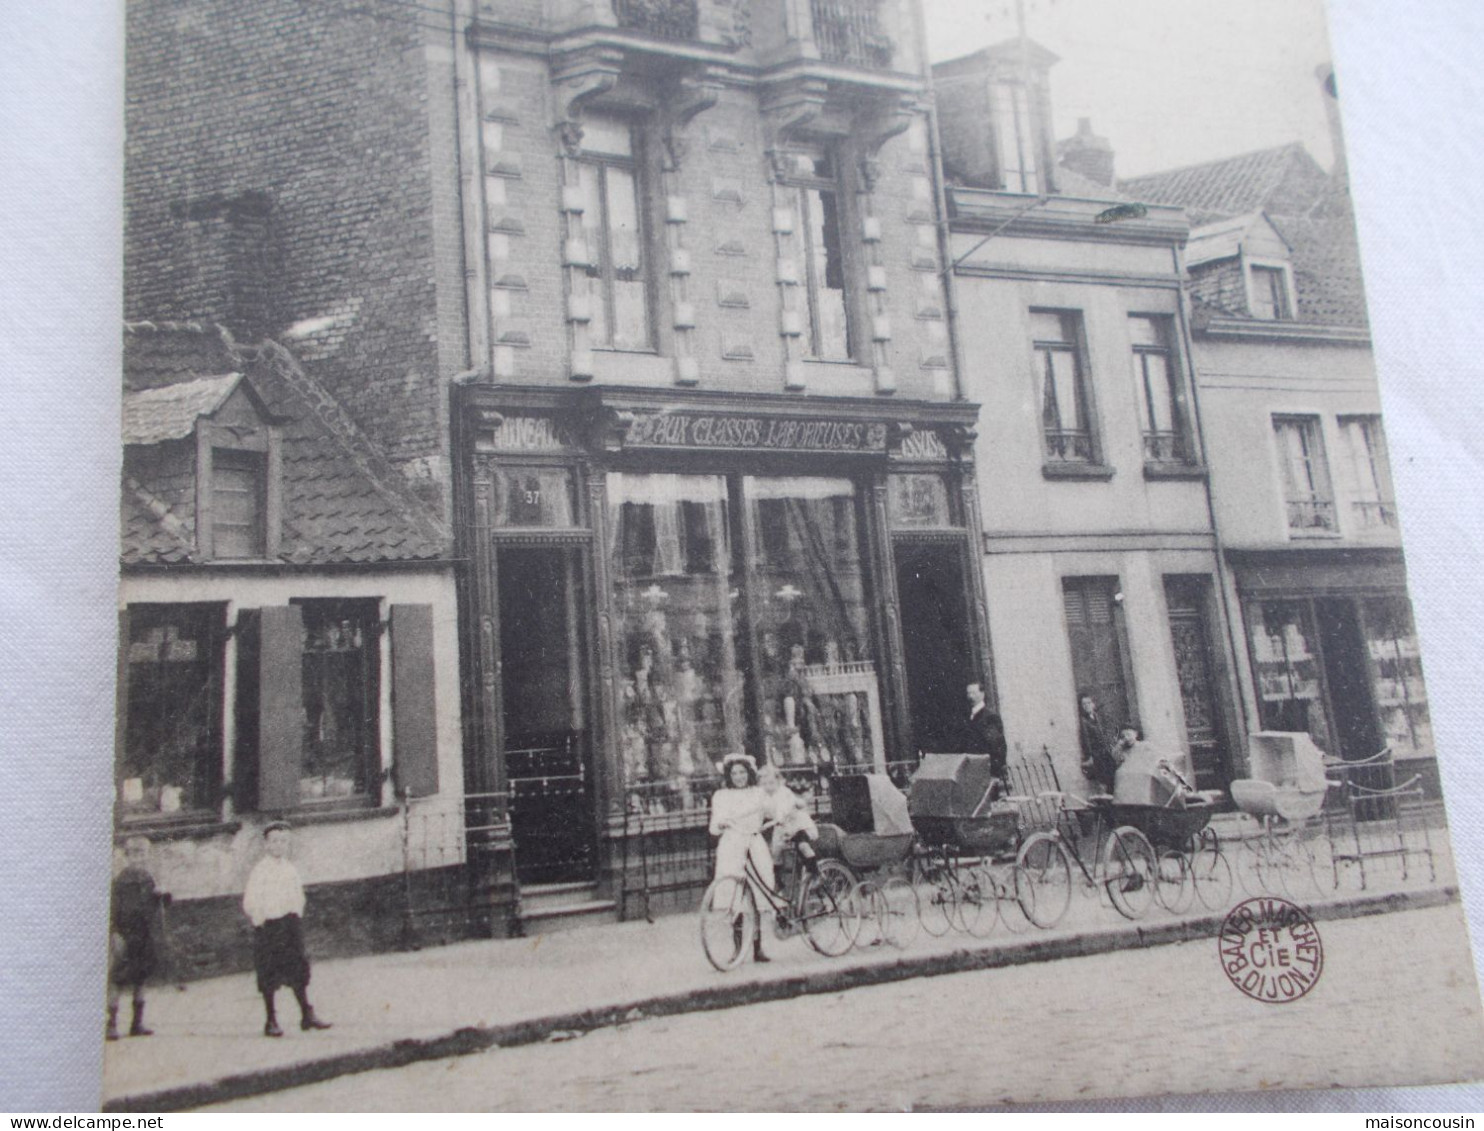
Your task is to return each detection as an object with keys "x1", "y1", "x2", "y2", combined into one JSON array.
[
  {"x1": 1286, "y1": 497, "x2": 1338, "y2": 533},
  {"x1": 614, "y1": 0, "x2": 698, "y2": 40},
  {"x1": 810, "y1": 0, "x2": 892, "y2": 68},
  {"x1": 1352, "y1": 499, "x2": 1399, "y2": 530},
  {"x1": 1142, "y1": 430, "x2": 1190, "y2": 464},
  {"x1": 1044, "y1": 428, "x2": 1095, "y2": 463}
]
